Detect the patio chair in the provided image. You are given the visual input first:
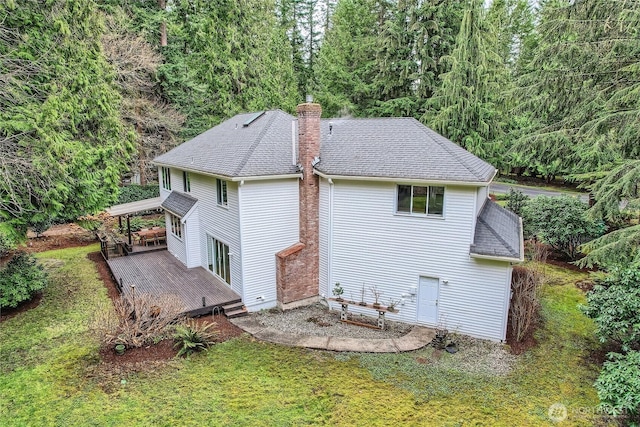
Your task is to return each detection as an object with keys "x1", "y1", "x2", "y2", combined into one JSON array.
[
  {"x1": 156, "y1": 232, "x2": 166, "y2": 245},
  {"x1": 146, "y1": 234, "x2": 158, "y2": 246}
]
